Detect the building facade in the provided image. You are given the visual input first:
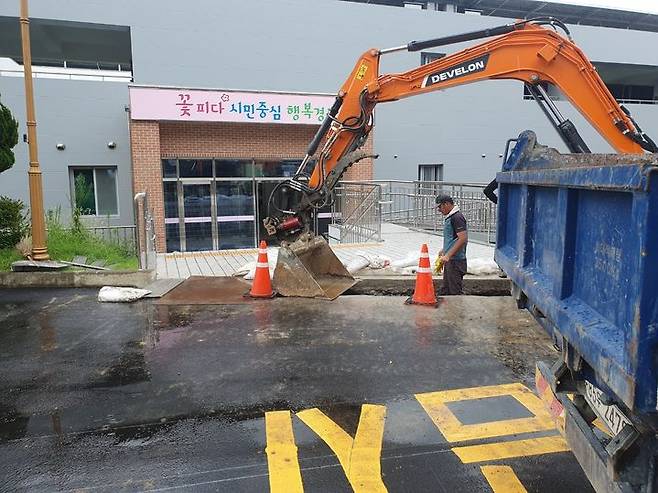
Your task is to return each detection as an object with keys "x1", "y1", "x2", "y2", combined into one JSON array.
[{"x1": 0, "y1": 0, "x2": 657, "y2": 252}]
